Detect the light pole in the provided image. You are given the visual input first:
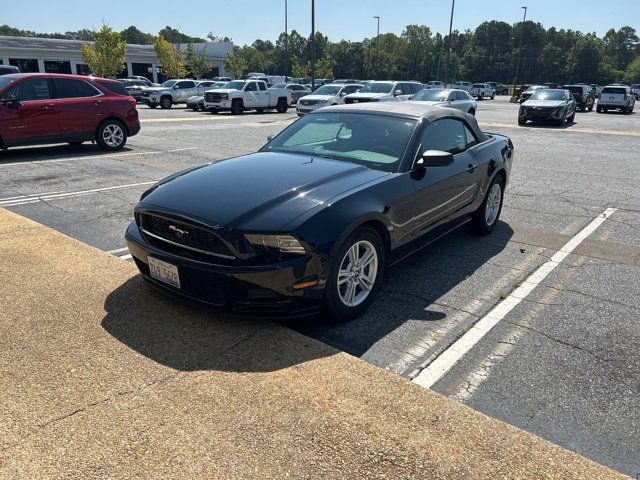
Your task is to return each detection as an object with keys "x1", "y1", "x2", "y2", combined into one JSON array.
[
  {"x1": 311, "y1": 0, "x2": 315, "y2": 90},
  {"x1": 512, "y1": 6, "x2": 527, "y2": 97},
  {"x1": 443, "y1": 0, "x2": 455, "y2": 88},
  {"x1": 284, "y1": 0, "x2": 289, "y2": 81},
  {"x1": 374, "y1": 16, "x2": 380, "y2": 79}
]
